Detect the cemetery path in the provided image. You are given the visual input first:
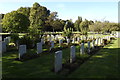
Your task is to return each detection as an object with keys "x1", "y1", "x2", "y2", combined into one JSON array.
[{"x1": 67, "y1": 38, "x2": 120, "y2": 78}]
